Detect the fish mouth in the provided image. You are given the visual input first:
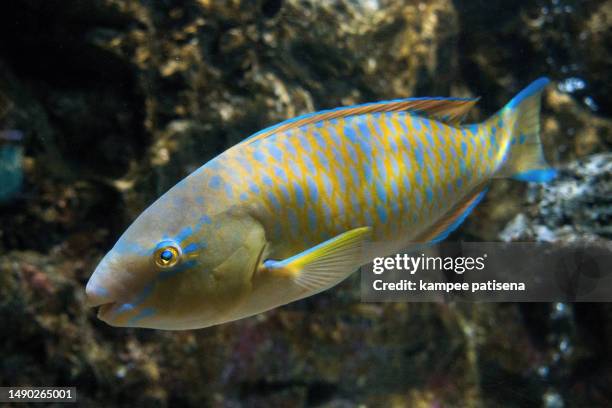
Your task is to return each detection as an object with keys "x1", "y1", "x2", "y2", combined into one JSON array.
[
  {"x1": 96, "y1": 301, "x2": 140, "y2": 327},
  {"x1": 98, "y1": 301, "x2": 116, "y2": 313},
  {"x1": 97, "y1": 302, "x2": 118, "y2": 320},
  {"x1": 85, "y1": 281, "x2": 113, "y2": 308}
]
